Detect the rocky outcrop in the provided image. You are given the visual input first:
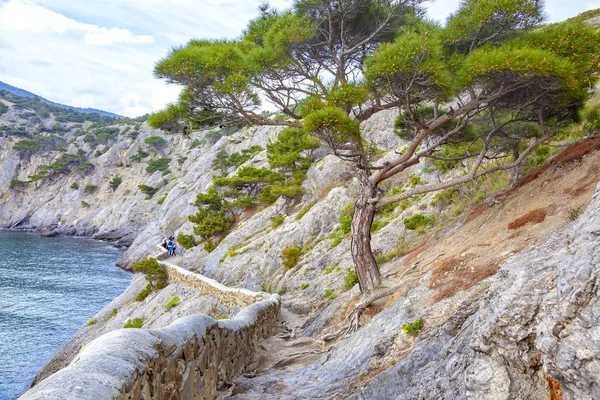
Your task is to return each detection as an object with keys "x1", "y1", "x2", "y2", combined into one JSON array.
[{"x1": 349, "y1": 184, "x2": 600, "y2": 400}]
